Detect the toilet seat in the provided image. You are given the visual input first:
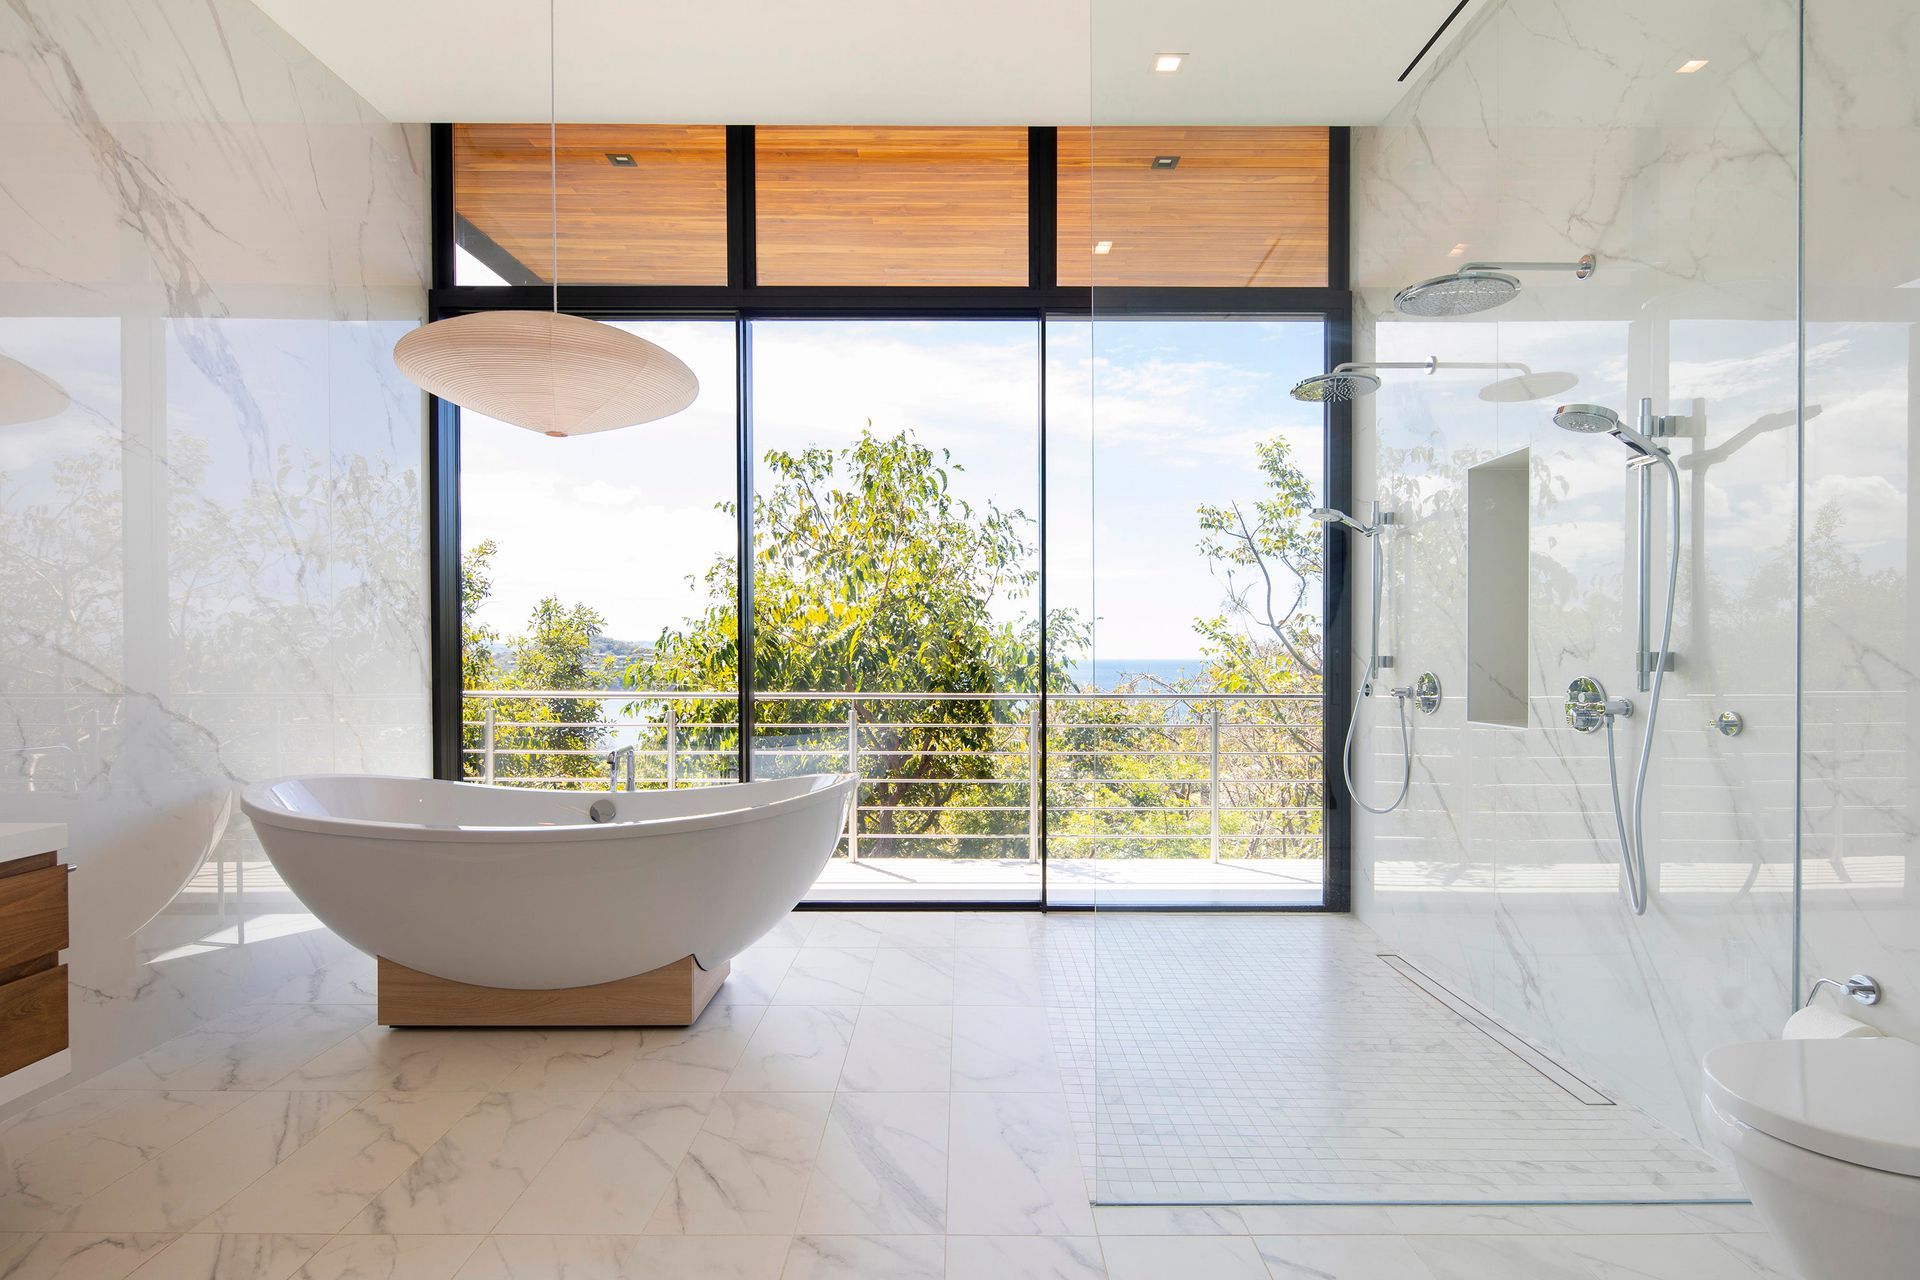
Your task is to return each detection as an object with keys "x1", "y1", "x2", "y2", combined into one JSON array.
[{"x1": 1703, "y1": 1037, "x2": 1920, "y2": 1176}]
